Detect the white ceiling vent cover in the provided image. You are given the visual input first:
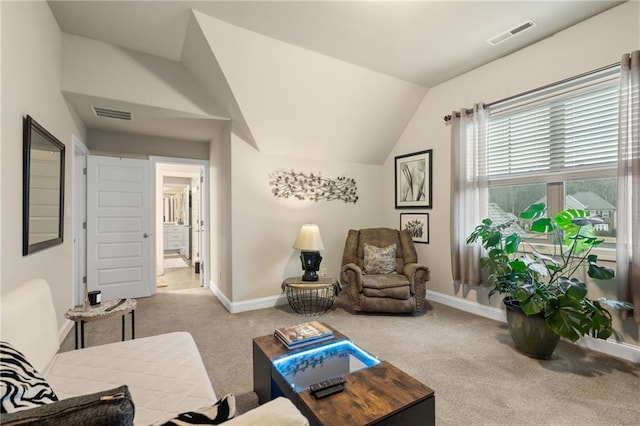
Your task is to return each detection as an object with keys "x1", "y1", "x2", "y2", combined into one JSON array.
[
  {"x1": 487, "y1": 20, "x2": 536, "y2": 46},
  {"x1": 91, "y1": 106, "x2": 133, "y2": 121}
]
